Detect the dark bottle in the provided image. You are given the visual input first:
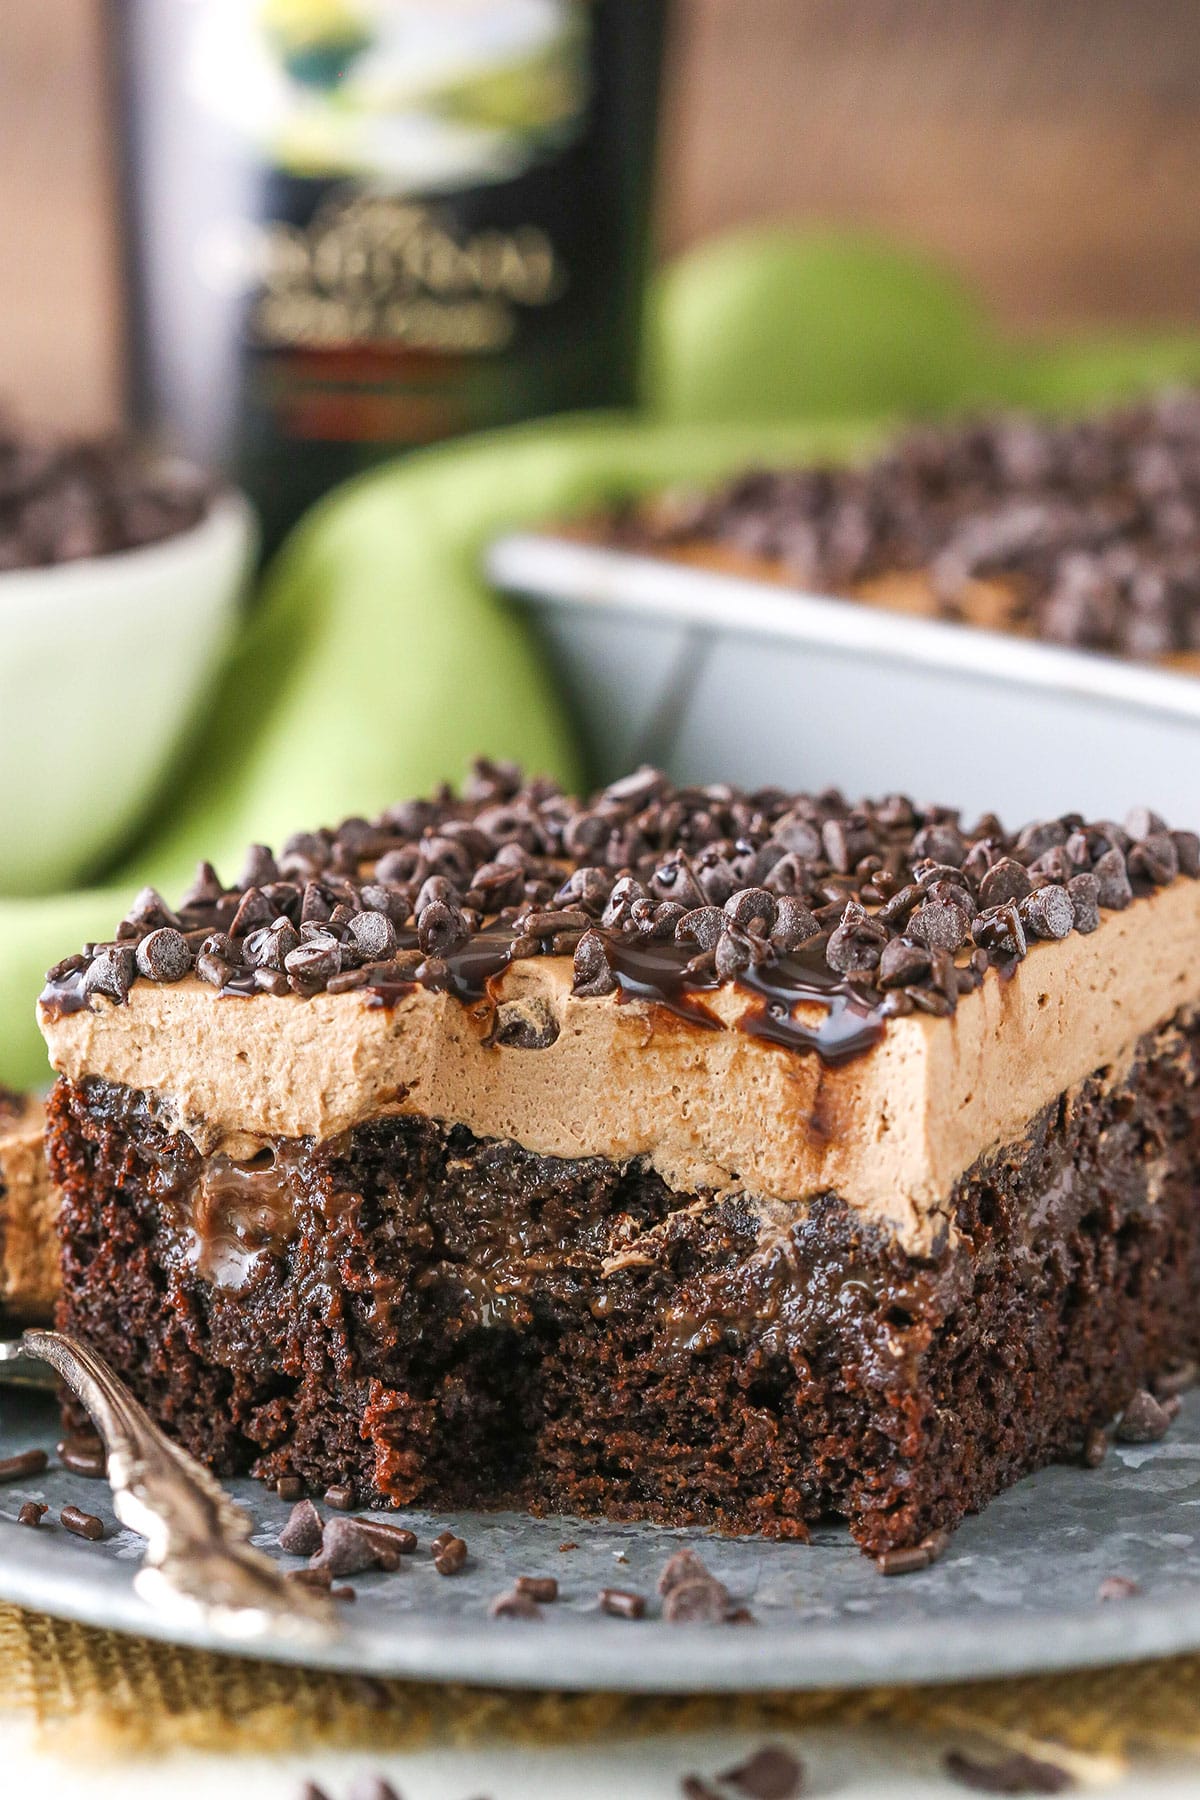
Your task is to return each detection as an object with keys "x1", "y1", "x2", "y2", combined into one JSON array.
[{"x1": 109, "y1": 0, "x2": 666, "y2": 555}]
